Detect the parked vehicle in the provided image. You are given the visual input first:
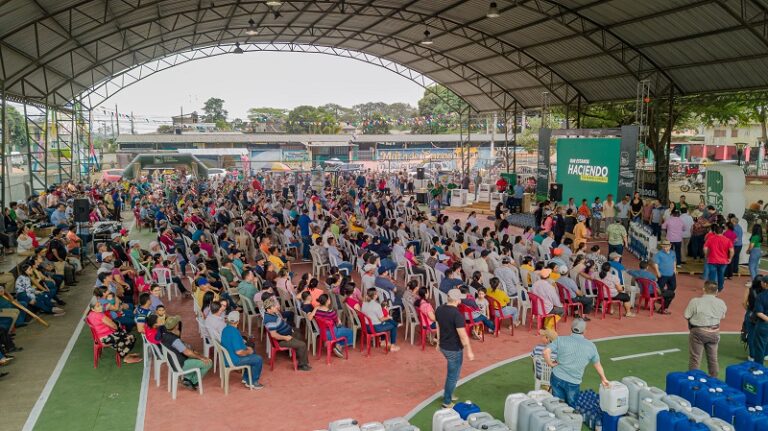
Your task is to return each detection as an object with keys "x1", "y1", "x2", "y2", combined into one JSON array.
[{"x1": 100, "y1": 168, "x2": 123, "y2": 182}]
